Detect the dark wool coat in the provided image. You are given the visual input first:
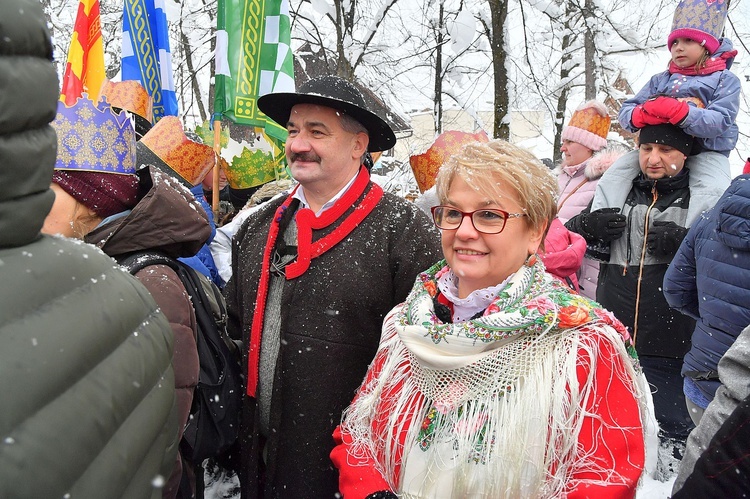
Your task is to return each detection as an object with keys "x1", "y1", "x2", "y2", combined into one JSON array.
[
  {"x1": 225, "y1": 183, "x2": 442, "y2": 498},
  {"x1": 664, "y1": 175, "x2": 750, "y2": 402},
  {"x1": 0, "y1": 2, "x2": 179, "y2": 497},
  {"x1": 86, "y1": 167, "x2": 212, "y2": 498}
]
